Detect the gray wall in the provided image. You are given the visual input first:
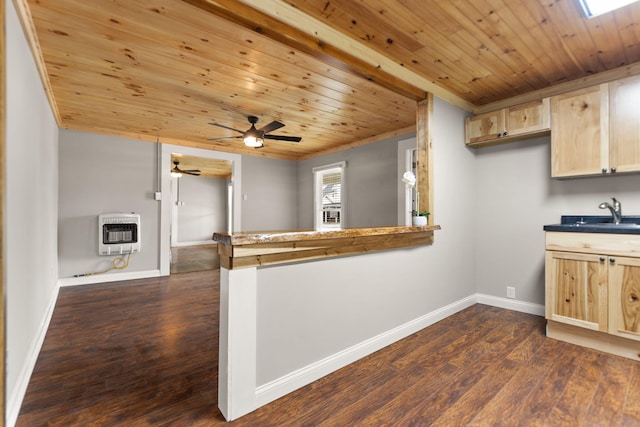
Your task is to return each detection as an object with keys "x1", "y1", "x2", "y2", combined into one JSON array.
[
  {"x1": 58, "y1": 130, "x2": 161, "y2": 278},
  {"x1": 475, "y1": 136, "x2": 640, "y2": 305},
  {"x1": 6, "y1": 1, "x2": 60, "y2": 421},
  {"x1": 175, "y1": 175, "x2": 227, "y2": 243},
  {"x1": 257, "y1": 97, "x2": 478, "y2": 385},
  {"x1": 297, "y1": 137, "x2": 401, "y2": 229},
  {"x1": 241, "y1": 155, "x2": 298, "y2": 231}
]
